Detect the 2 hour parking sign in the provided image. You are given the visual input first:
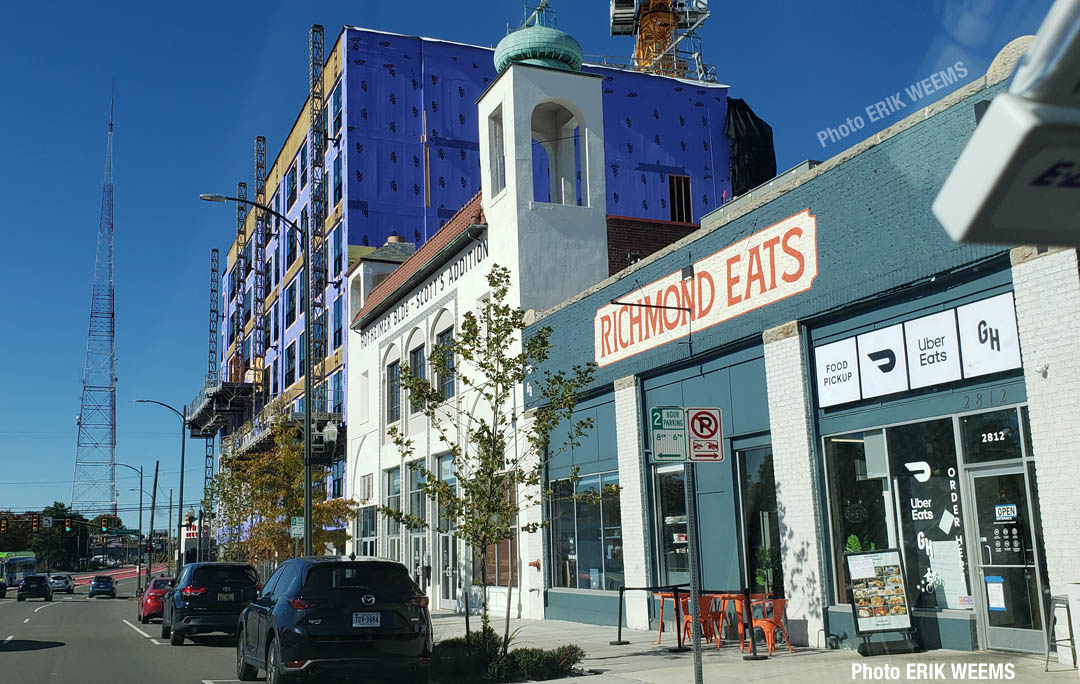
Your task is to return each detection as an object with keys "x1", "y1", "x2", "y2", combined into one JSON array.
[{"x1": 649, "y1": 407, "x2": 723, "y2": 463}]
